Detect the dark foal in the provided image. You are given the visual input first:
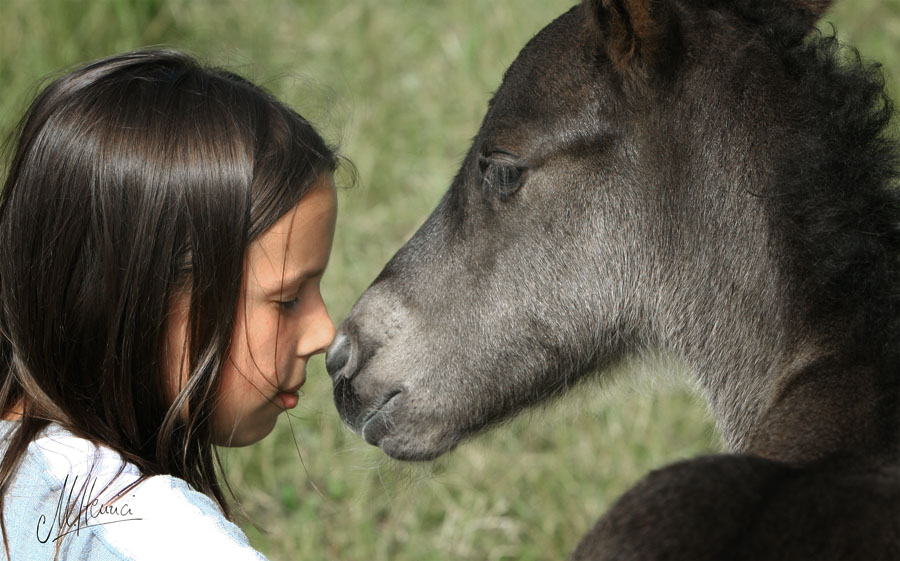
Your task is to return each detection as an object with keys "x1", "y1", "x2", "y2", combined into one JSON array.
[{"x1": 327, "y1": 0, "x2": 900, "y2": 558}]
